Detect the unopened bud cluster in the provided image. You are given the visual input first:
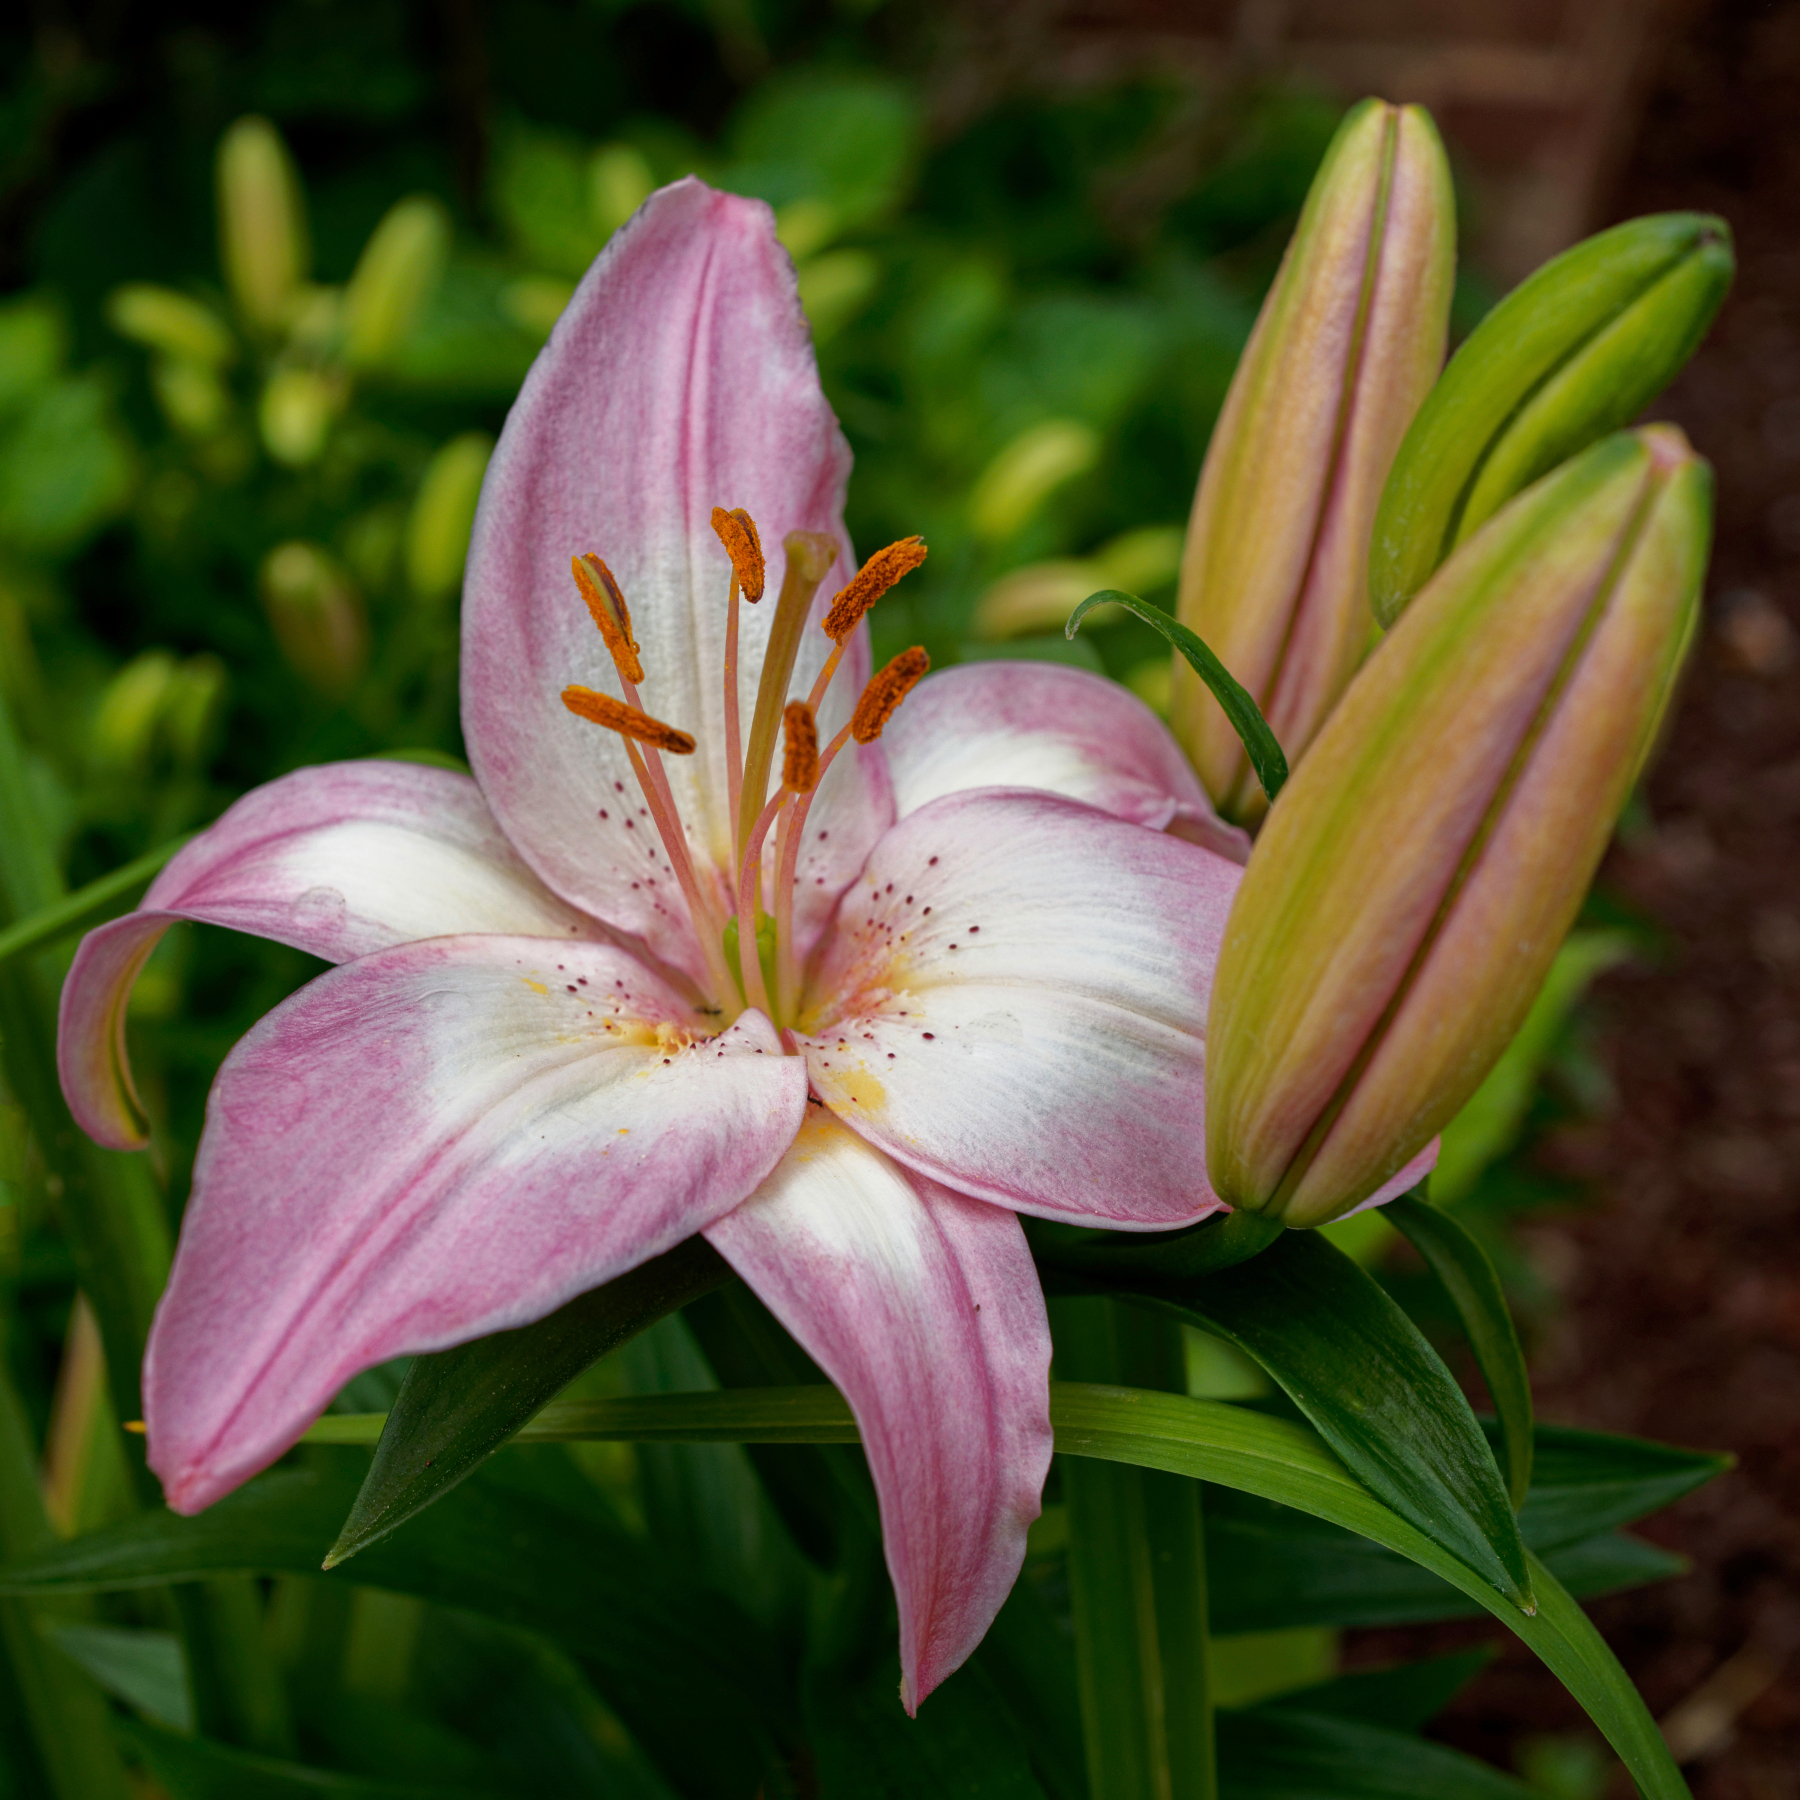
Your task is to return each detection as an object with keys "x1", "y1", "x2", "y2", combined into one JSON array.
[{"x1": 1183, "y1": 94, "x2": 1728, "y2": 1228}]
